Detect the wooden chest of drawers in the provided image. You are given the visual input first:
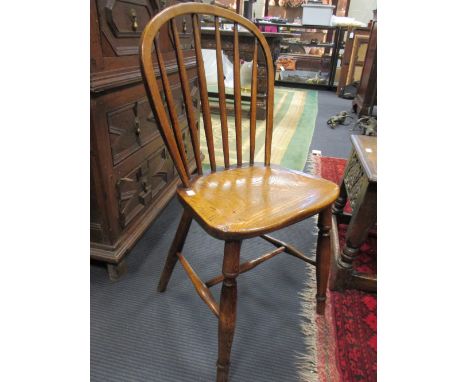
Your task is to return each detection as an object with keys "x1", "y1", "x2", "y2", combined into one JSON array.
[{"x1": 90, "y1": 0, "x2": 199, "y2": 279}]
